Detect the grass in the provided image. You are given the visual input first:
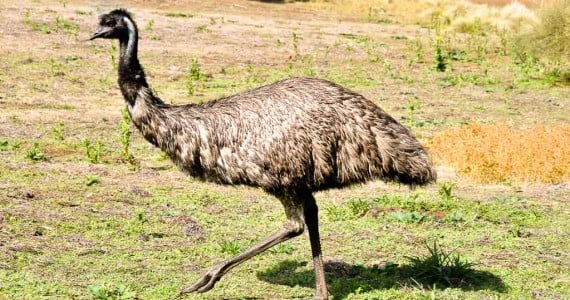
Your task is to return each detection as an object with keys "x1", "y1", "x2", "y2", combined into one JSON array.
[
  {"x1": 0, "y1": 0, "x2": 568, "y2": 299},
  {"x1": 405, "y1": 242, "x2": 477, "y2": 288}
]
